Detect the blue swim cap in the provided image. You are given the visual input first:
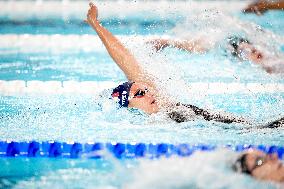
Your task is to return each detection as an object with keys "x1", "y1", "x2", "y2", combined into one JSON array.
[{"x1": 111, "y1": 82, "x2": 134, "y2": 107}]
